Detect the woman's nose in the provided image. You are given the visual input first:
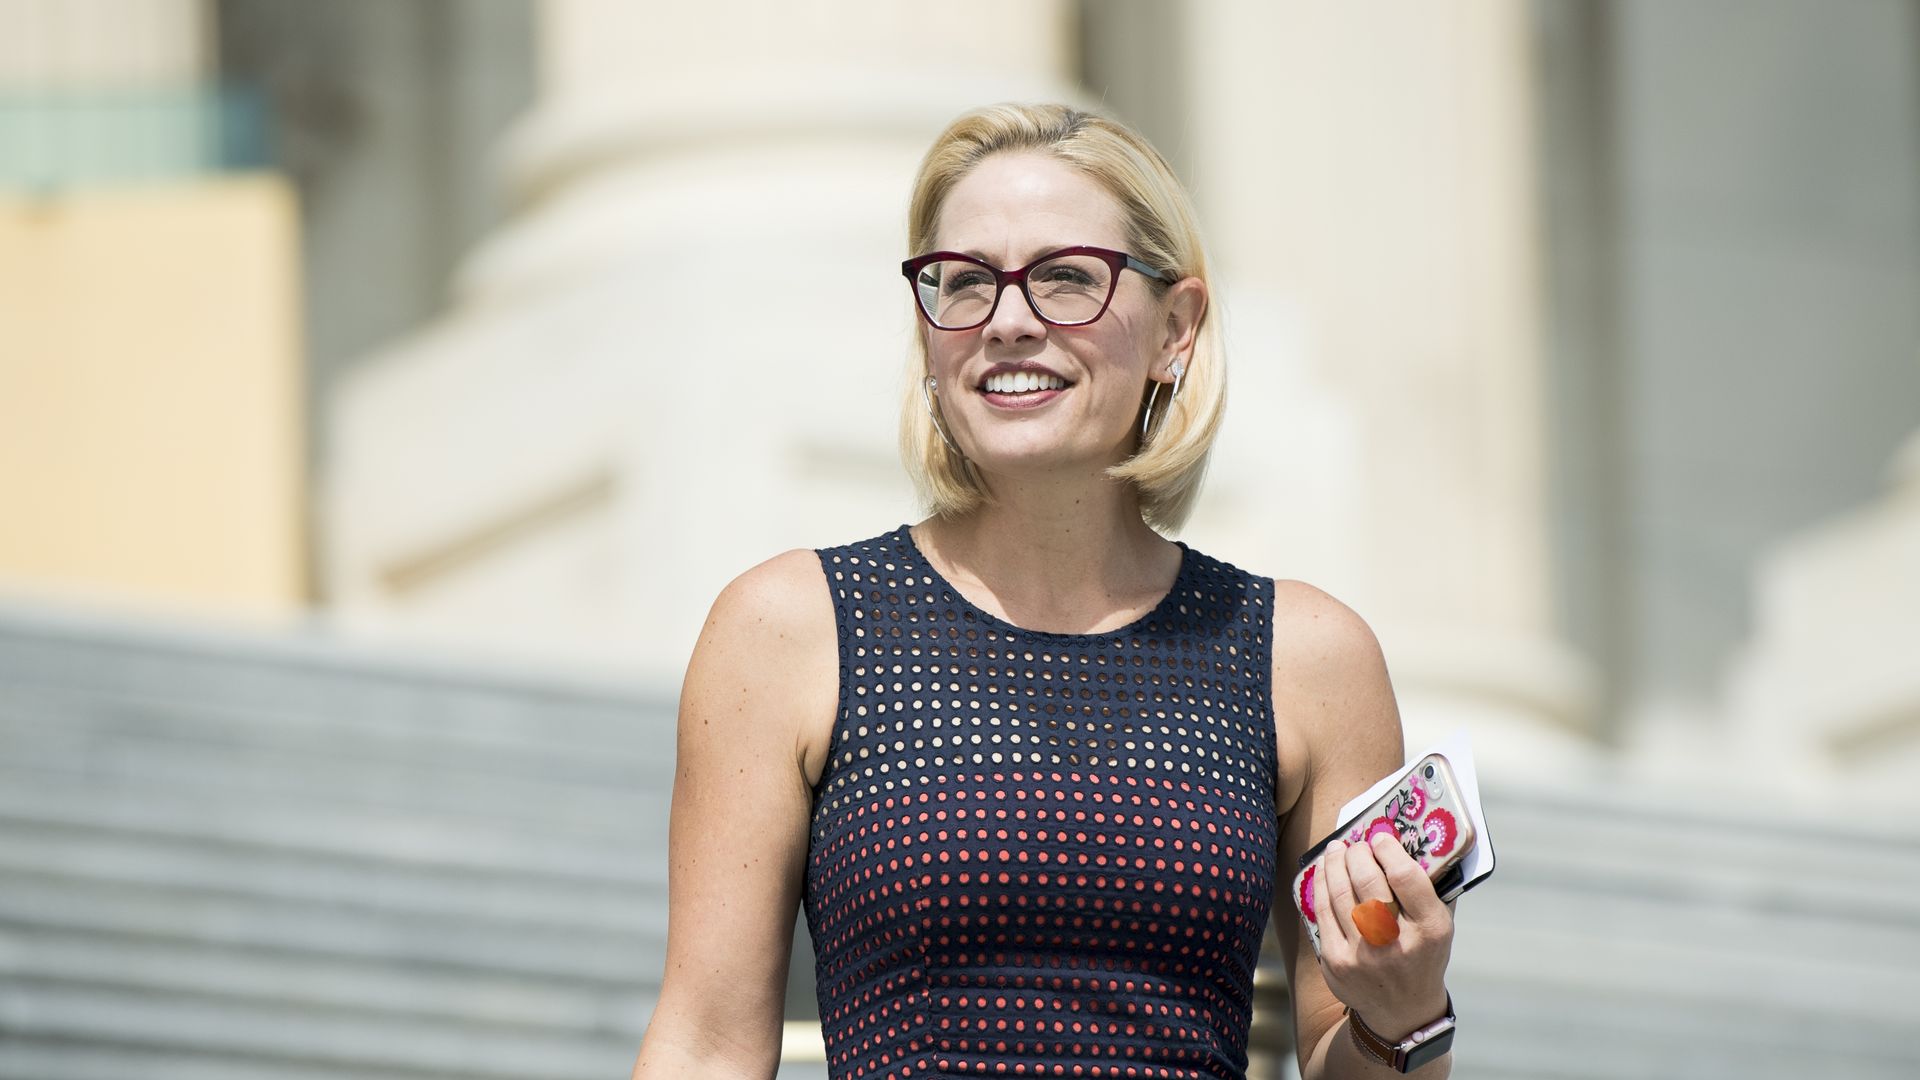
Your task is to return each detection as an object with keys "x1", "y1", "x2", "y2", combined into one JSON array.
[{"x1": 983, "y1": 281, "x2": 1047, "y2": 345}]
